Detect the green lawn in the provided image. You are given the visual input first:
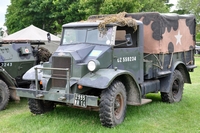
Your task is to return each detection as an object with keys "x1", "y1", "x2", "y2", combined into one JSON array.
[{"x1": 0, "y1": 57, "x2": 200, "y2": 133}]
